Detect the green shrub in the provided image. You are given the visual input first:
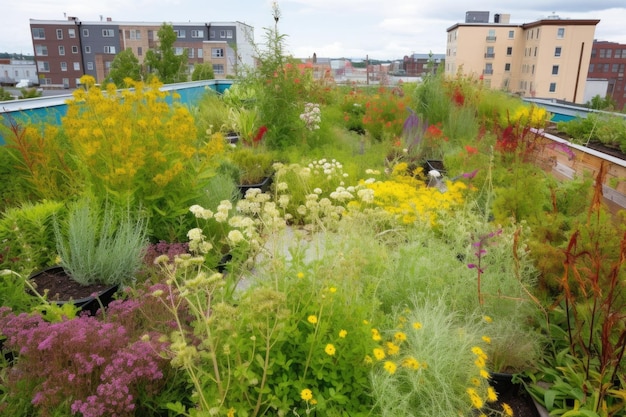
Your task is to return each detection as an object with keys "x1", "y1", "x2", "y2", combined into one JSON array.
[{"x1": 54, "y1": 196, "x2": 148, "y2": 286}]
